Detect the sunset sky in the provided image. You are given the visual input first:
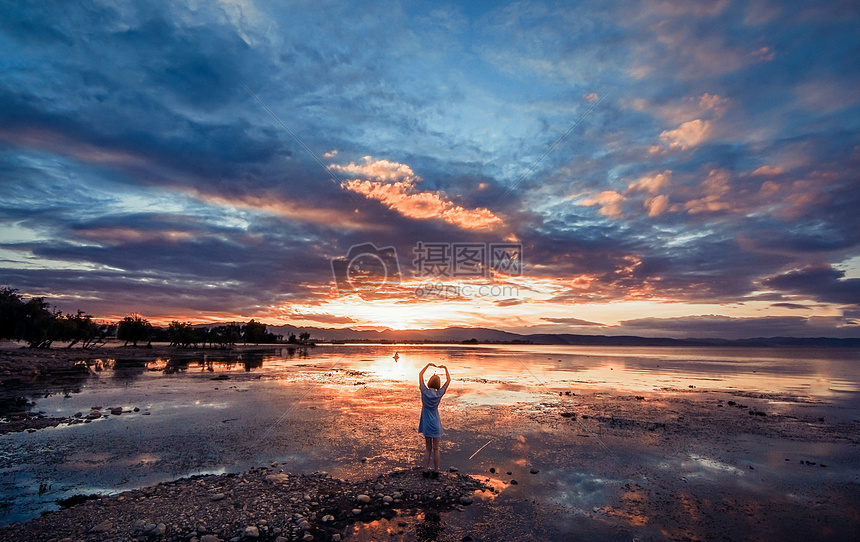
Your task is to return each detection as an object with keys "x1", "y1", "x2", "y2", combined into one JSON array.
[{"x1": 1, "y1": 0, "x2": 859, "y2": 339}]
